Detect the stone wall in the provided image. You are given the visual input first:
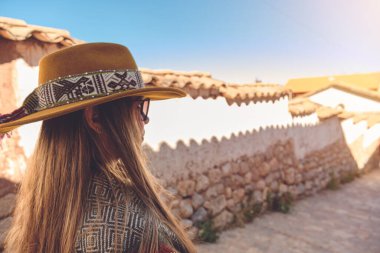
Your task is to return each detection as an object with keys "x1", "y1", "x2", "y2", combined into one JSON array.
[
  {"x1": 146, "y1": 117, "x2": 344, "y2": 185},
  {"x1": 164, "y1": 138, "x2": 360, "y2": 233},
  {"x1": 143, "y1": 117, "x2": 379, "y2": 236}
]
